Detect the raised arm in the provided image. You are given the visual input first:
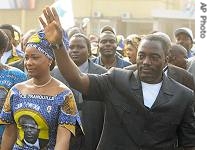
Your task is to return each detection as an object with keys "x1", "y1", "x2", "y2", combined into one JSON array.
[{"x1": 39, "y1": 6, "x2": 89, "y2": 94}]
